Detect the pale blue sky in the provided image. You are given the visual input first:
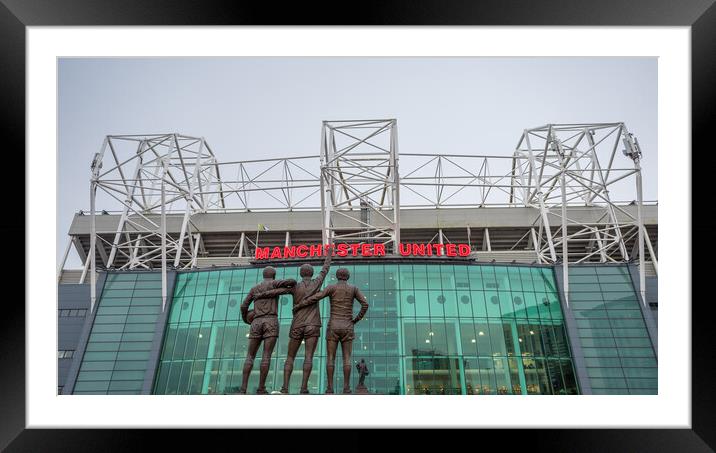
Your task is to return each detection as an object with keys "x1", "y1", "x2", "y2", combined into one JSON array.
[{"x1": 58, "y1": 57, "x2": 657, "y2": 267}]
